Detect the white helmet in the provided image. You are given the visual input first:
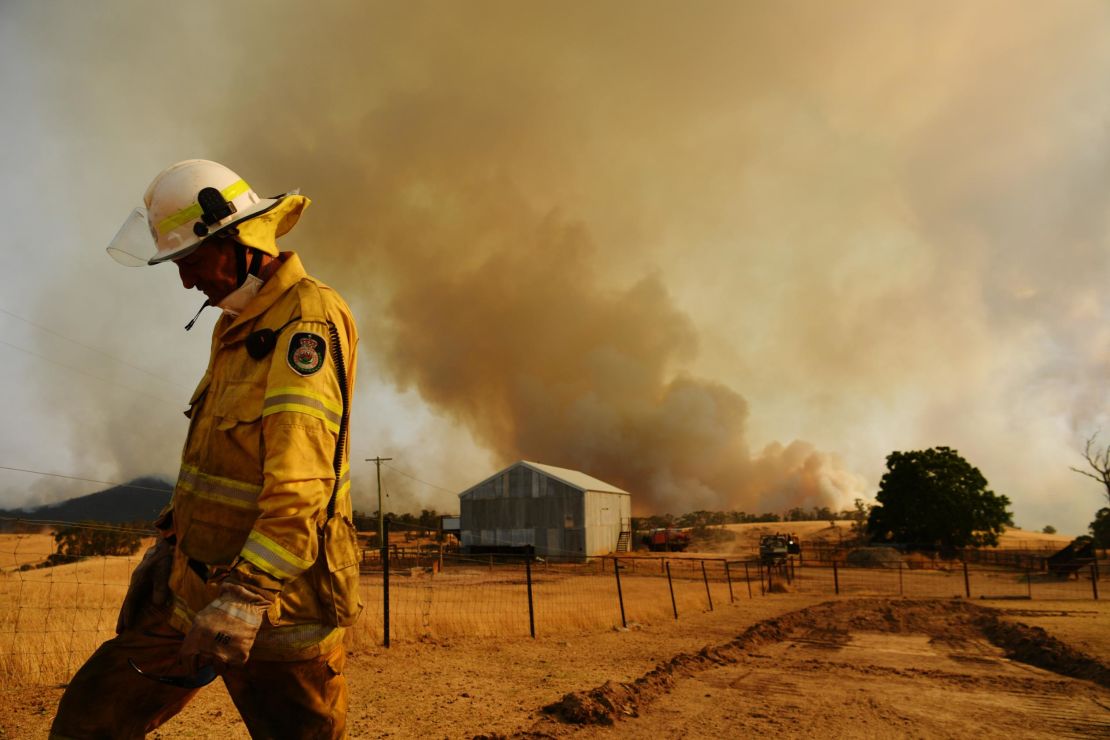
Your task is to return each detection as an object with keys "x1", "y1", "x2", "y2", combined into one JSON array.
[{"x1": 107, "y1": 159, "x2": 293, "y2": 266}]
